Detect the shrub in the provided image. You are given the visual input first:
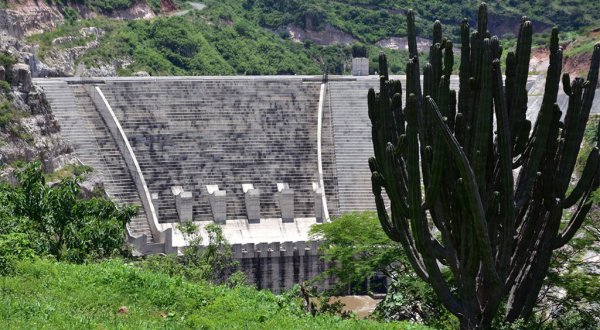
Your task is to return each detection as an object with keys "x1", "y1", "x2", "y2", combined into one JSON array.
[{"x1": 0, "y1": 161, "x2": 135, "y2": 262}]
